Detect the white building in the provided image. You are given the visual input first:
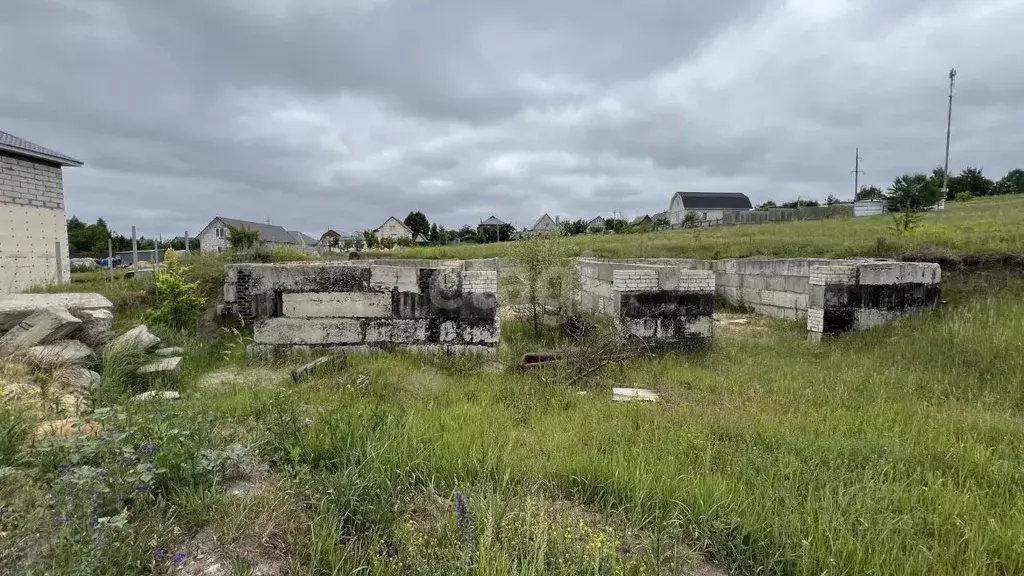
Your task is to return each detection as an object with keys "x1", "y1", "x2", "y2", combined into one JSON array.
[
  {"x1": 667, "y1": 192, "x2": 752, "y2": 226},
  {"x1": 0, "y1": 130, "x2": 82, "y2": 294},
  {"x1": 524, "y1": 213, "x2": 559, "y2": 236},
  {"x1": 374, "y1": 216, "x2": 413, "y2": 240},
  {"x1": 196, "y1": 217, "x2": 312, "y2": 253}
]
